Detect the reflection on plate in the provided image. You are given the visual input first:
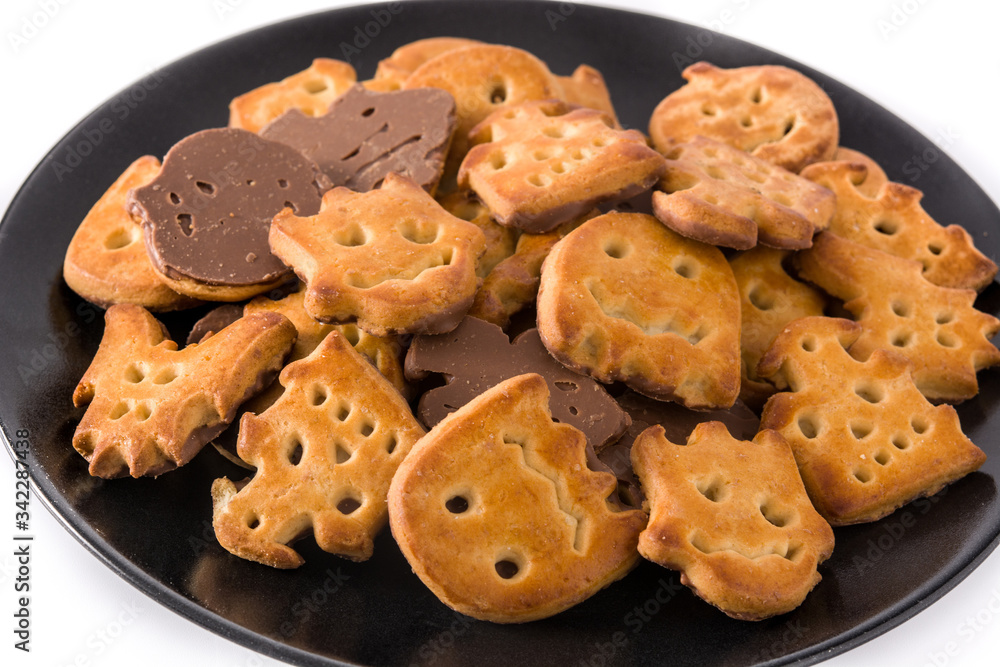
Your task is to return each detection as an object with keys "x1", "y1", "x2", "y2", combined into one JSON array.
[{"x1": 2, "y1": 2, "x2": 1000, "y2": 666}]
